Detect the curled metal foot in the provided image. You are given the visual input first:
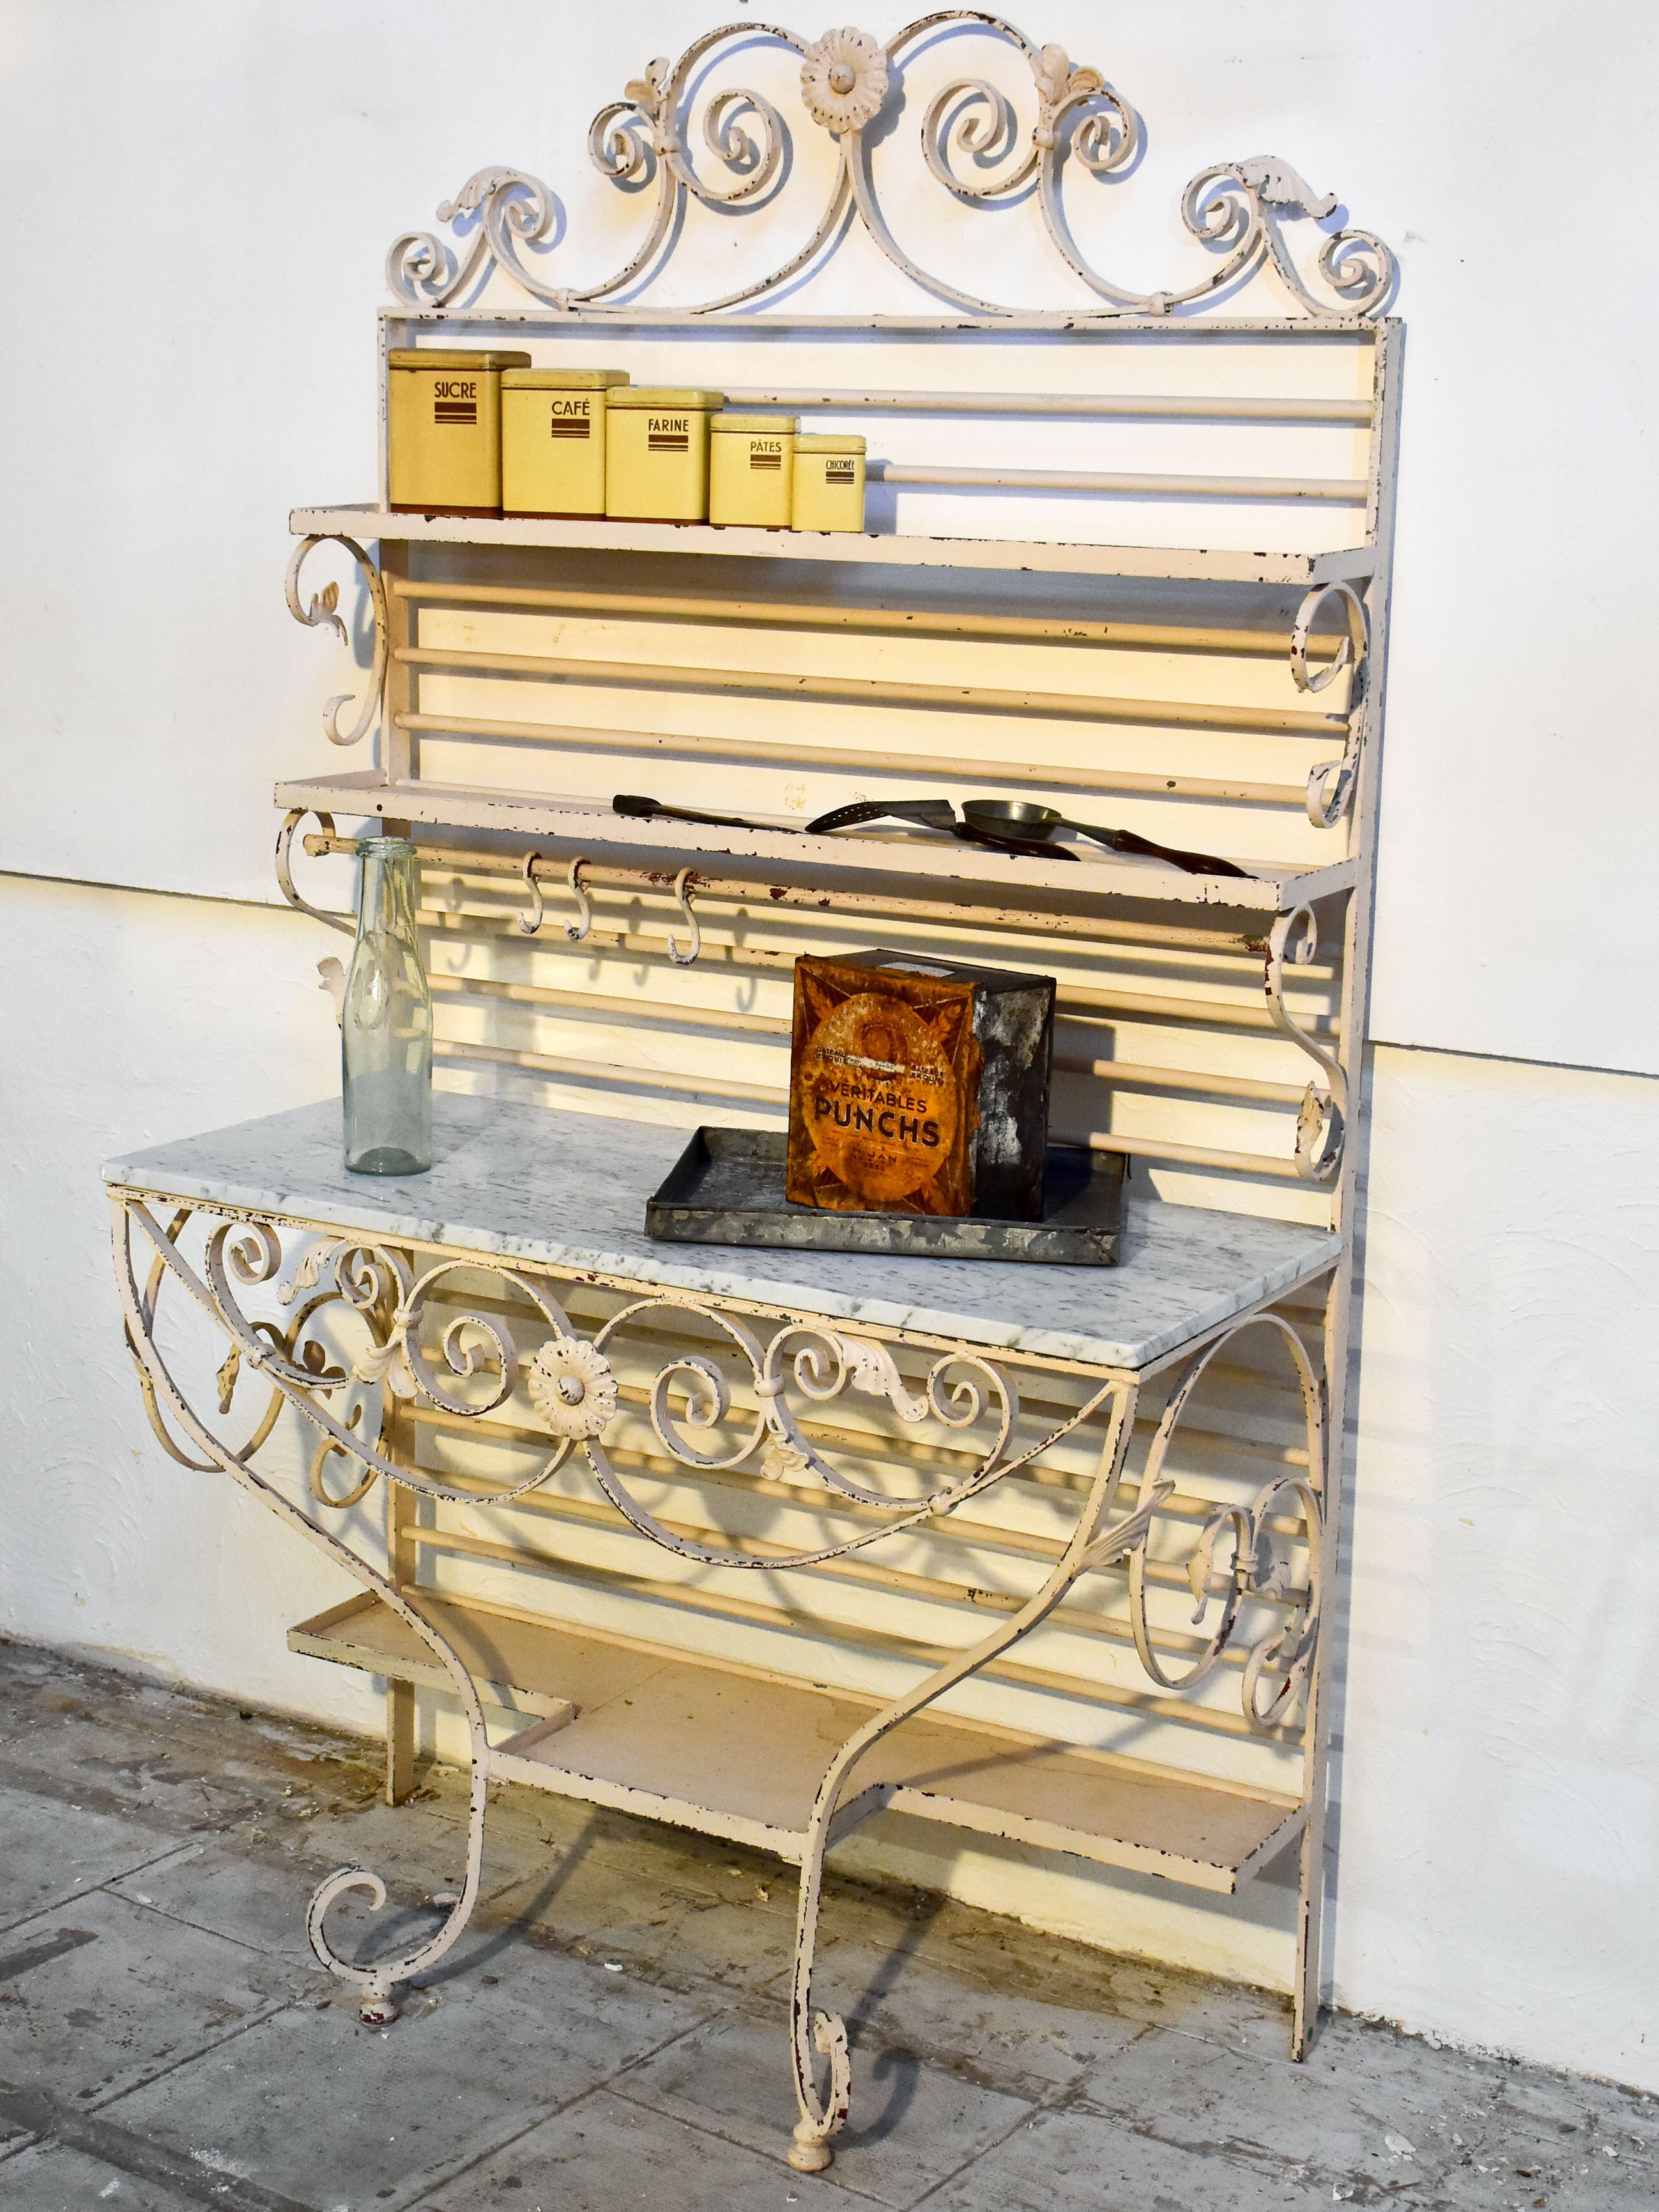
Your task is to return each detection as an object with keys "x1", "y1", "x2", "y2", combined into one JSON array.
[
  {"x1": 305, "y1": 1852, "x2": 485, "y2": 2025},
  {"x1": 788, "y1": 2085, "x2": 843, "y2": 2173}
]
